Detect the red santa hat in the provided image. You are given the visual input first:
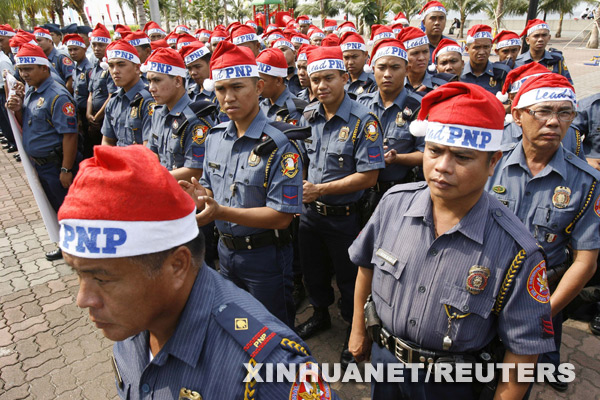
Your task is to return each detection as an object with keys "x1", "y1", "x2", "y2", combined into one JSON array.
[
  {"x1": 492, "y1": 30, "x2": 521, "y2": 49},
  {"x1": 306, "y1": 46, "x2": 346, "y2": 76},
  {"x1": 297, "y1": 15, "x2": 312, "y2": 26},
  {"x1": 33, "y1": 27, "x2": 53, "y2": 41},
  {"x1": 204, "y1": 41, "x2": 259, "y2": 91},
  {"x1": 226, "y1": 22, "x2": 242, "y2": 33},
  {"x1": 256, "y1": 48, "x2": 288, "y2": 77},
  {"x1": 174, "y1": 25, "x2": 191, "y2": 35},
  {"x1": 176, "y1": 33, "x2": 197, "y2": 50},
  {"x1": 419, "y1": 1, "x2": 447, "y2": 19},
  {"x1": 340, "y1": 32, "x2": 366, "y2": 53},
  {"x1": 498, "y1": 62, "x2": 550, "y2": 99},
  {"x1": 90, "y1": 23, "x2": 111, "y2": 44},
  {"x1": 391, "y1": 23, "x2": 405, "y2": 35},
  {"x1": 429, "y1": 38, "x2": 462, "y2": 72},
  {"x1": 321, "y1": 33, "x2": 340, "y2": 47},
  {"x1": 266, "y1": 24, "x2": 278, "y2": 33},
  {"x1": 0, "y1": 24, "x2": 16, "y2": 37},
  {"x1": 113, "y1": 24, "x2": 132, "y2": 40},
  {"x1": 150, "y1": 39, "x2": 169, "y2": 51},
  {"x1": 165, "y1": 31, "x2": 179, "y2": 46},
  {"x1": 337, "y1": 21, "x2": 357, "y2": 35},
  {"x1": 58, "y1": 145, "x2": 198, "y2": 259},
  {"x1": 323, "y1": 19, "x2": 337, "y2": 32},
  {"x1": 272, "y1": 38, "x2": 294, "y2": 51},
  {"x1": 14, "y1": 43, "x2": 50, "y2": 67},
  {"x1": 265, "y1": 29, "x2": 286, "y2": 43},
  {"x1": 245, "y1": 21, "x2": 258, "y2": 31},
  {"x1": 393, "y1": 12, "x2": 409, "y2": 25},
  {"x1": 520, "y1": 19, "x2": 550, "y2": 37},
  {"x1": 369, "y1": 24, "x2": 395, "y2": 46},
  {"x1": 63, "y1": 33, "x2": 86, "y2": 48},
  {"x1": 125, "y1": 30, "x2": 151, "y2": 47},
  {"x1": 143, "y1": 21, "x2": 166, "y2": 36},
  {"x1": 297, "y1": 44, "x2": 317, "y2": 62},
  {"x1": 466, "y1": 24, "x2": 492, "y2": 44},
  {"x1": 512, "y1": 73, "x2": 575, "y2": 111},
  {"x1": 309, "y1": 28, "x2": 325, "y2": 41},
  {"x1": 291, "y1": 33, "x2": 310, "y2": 46},
  {"x1": 106, "y1": 40, "x2": 141, "y2": 64},
  {"x1": 410, "y1": 82, "x2": 505, "y2": 152},
  {"x1": 210, "y1": 29, "x2": 229, "y2": 45},
  {"x1": 9, "y1": 31, "x2": 37, "y2": 54},
  {"x1": 140, "y1": 47, "x2": 187, "y2": 77},
  {"x1": 179, "y1": 41, "x2": 211, "y2": 66},
  {"x1": 195, "y1": 29, "x2": 212, "y2": 40},
  {"x1": 364, "y1": 38, "x2": 407, "y2": 73},
  {"x1": 397, "y1": 26, "x2": 429, "y2": 50},
  {"x1": 231, "y1": 24, "x2": 259, "y2": 45}
]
